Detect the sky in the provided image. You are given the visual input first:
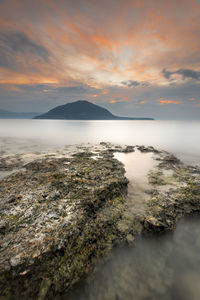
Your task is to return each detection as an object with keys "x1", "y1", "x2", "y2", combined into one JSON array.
[{"x1": 0, "y1": 0, "x2": 200, "y2": 119}]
